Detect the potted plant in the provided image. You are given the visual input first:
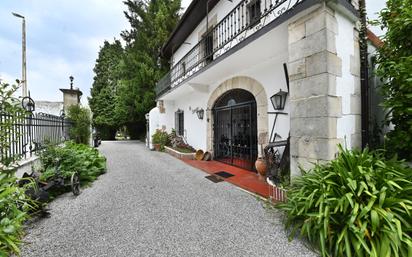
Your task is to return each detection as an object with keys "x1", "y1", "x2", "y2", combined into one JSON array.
[{"x1": 152, "y1": 129, "x2": 169, "y2": 151}]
